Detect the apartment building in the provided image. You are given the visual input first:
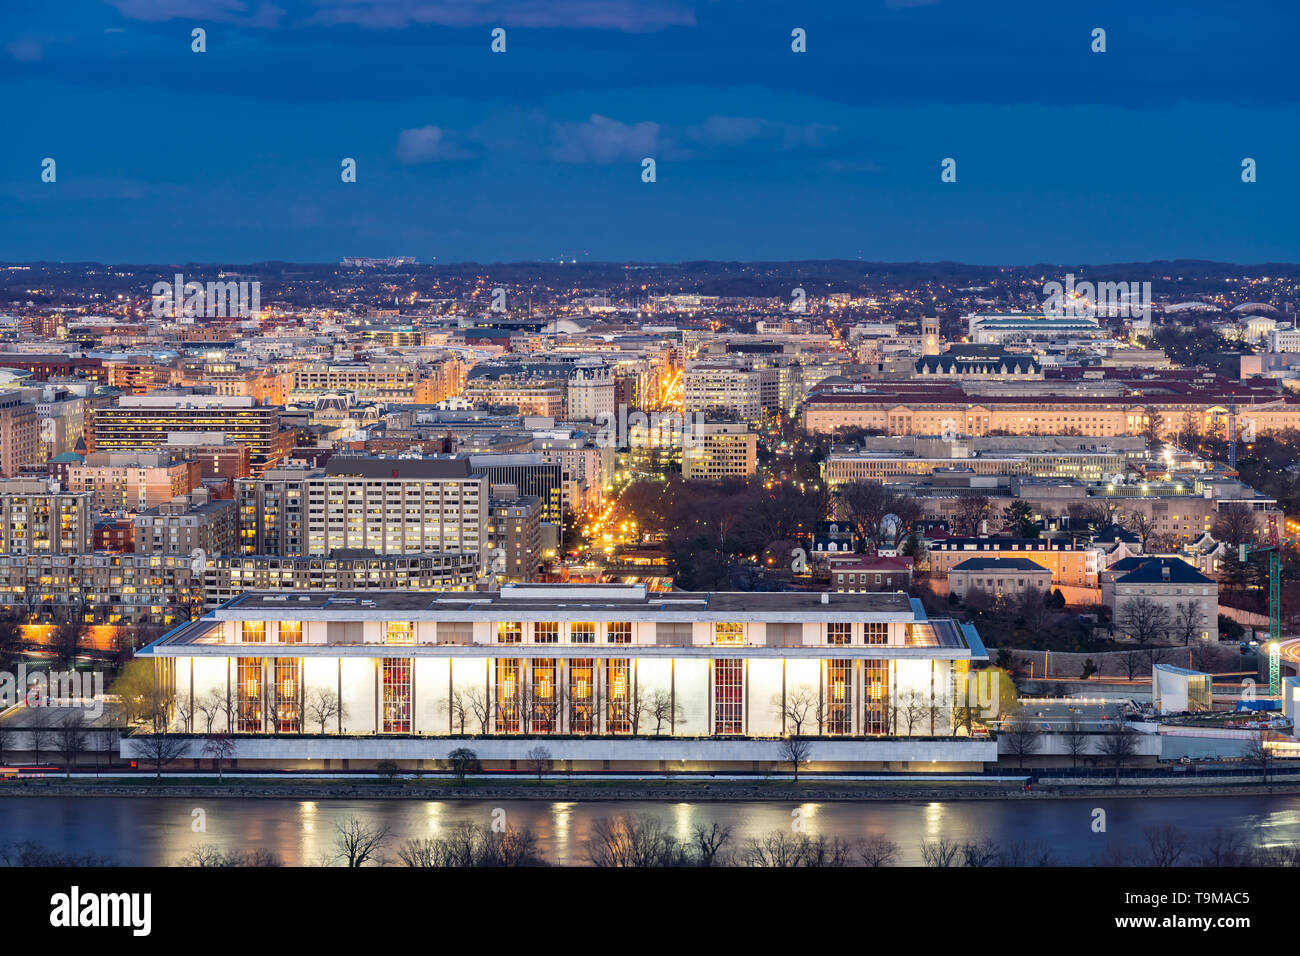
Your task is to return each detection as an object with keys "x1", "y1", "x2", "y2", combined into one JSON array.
[
  {"x1": 681, "y1": 422, "x2": 758, "y2": 480},
  {"x1": 0, "y1": 397, "x2": 39, "y2": 477},
  {"x1": 202, "y1": 551, "x2": 481, "y2": 608},
  {"x1": 0, "y1": 479, "x2": 92, "y2": 554},
  {"x1": 236, "y1": 457, "x2": 488, "y2": 558},
  {"x1": 89, "y1": 393, "x2": 292, "y2": 472},
  {"x1": 68, "y1": 451, "x2": 202, "y2": 511},
  {"x1": 487, "y1": 495, "x2": 543, "y2": 583},
  {"x1": 133, "y1": 491, "x2": 238, "y2": 557}
]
